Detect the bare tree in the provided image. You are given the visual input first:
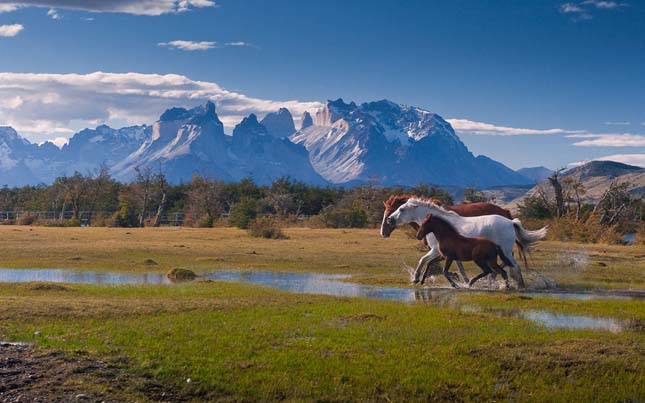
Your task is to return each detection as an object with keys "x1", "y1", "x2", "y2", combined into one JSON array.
[
  {"x1": 135, "y1": 166, "x2": 154, "y2": 227},
  {"x1": 548, "y1": 169, "x2": 565, "y2": 218}
]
